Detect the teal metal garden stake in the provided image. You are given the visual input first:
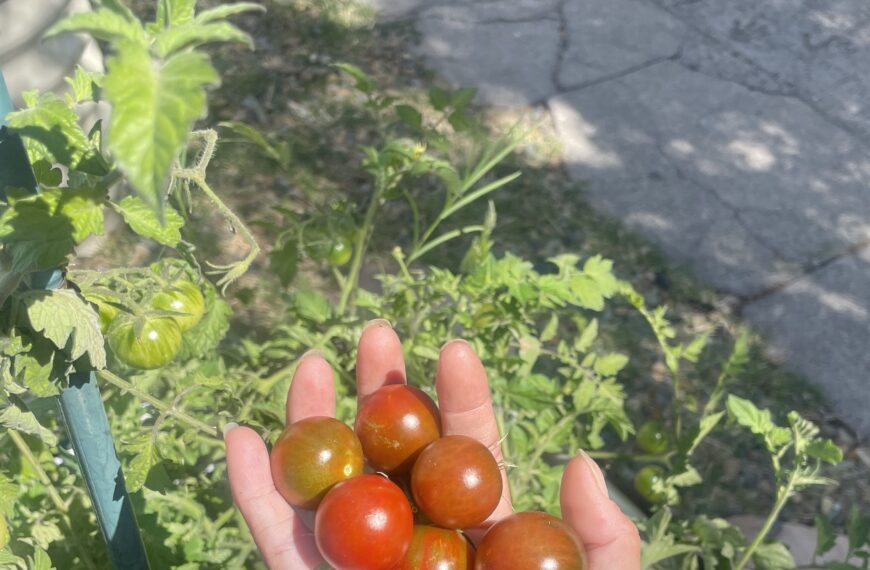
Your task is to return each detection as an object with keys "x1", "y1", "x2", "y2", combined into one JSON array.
[{"x1": 0, "y1": 70, "x2": 150, "y2": 569}]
